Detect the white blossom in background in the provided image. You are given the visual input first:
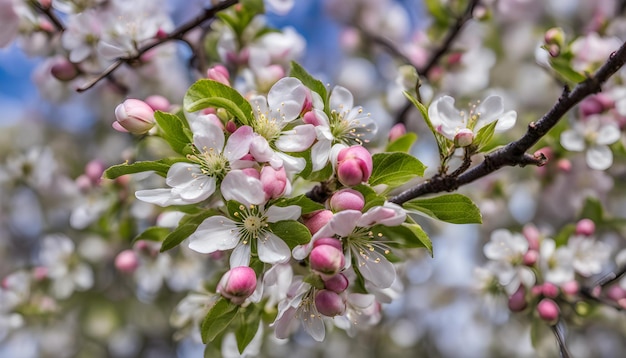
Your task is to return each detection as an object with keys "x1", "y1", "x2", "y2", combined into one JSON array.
[
  {"x1": 539, "y1": 238, "x2": 575, "y2": 285},
  {"x1": 567, "y1": 235, "x2": 611, "y2": 276},
  {"x1": 560, "y1": 115, "x2": 620, "y2": 170},
  {"x1": 38, "y1": 234, "x2": 94, "y2": 299},
  {"x1": 483, "y1": 229, "x2": 535, "y2": 294},
  {"x1": 570, "y1": 32, "x2": 621, "y2": 73}
]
